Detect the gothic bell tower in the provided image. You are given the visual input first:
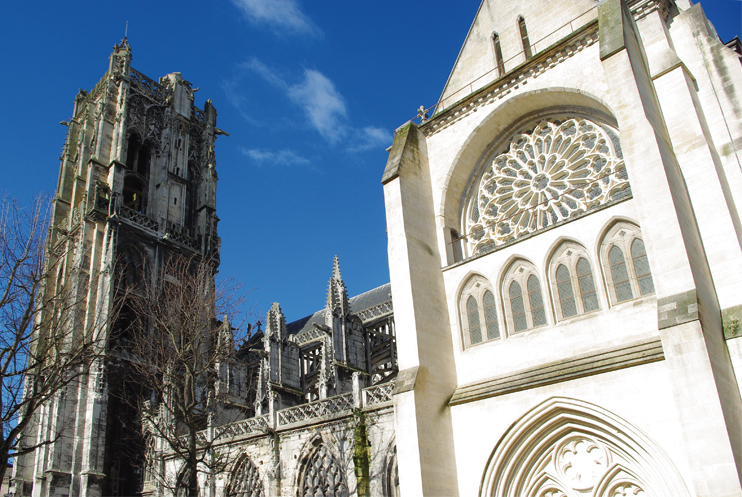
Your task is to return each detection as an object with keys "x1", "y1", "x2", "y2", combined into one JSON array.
[{"x1": 13, "y1": 39, "x2": 224, "y2": 497}]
